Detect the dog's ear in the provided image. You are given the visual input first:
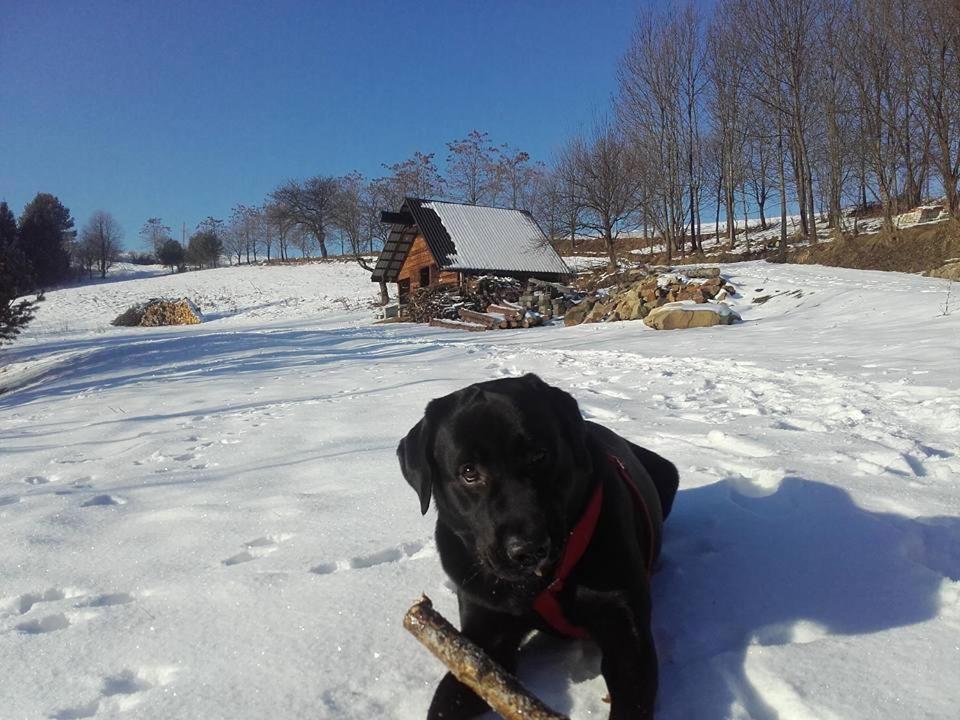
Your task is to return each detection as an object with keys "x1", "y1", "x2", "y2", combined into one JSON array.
[
  {"x1": 397, "y1": 414, "x2": 434, "y2": 515},
  {"x1": 398, "y1": 395, "x2": 455, "y2": 516}
]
